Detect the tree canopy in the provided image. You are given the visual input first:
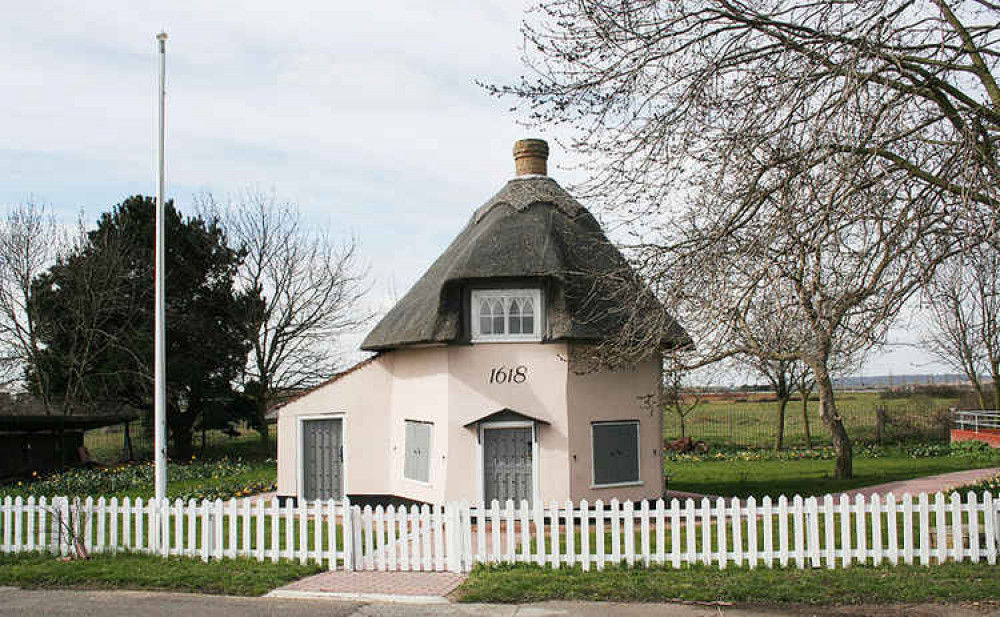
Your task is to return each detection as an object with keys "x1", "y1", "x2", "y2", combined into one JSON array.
[
  {"x1": 493, "y1": 0, "x2": 999, "y2": 478},
  {"x1": 30, "y1": 196, "x2": 255, "y2": 457}
]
